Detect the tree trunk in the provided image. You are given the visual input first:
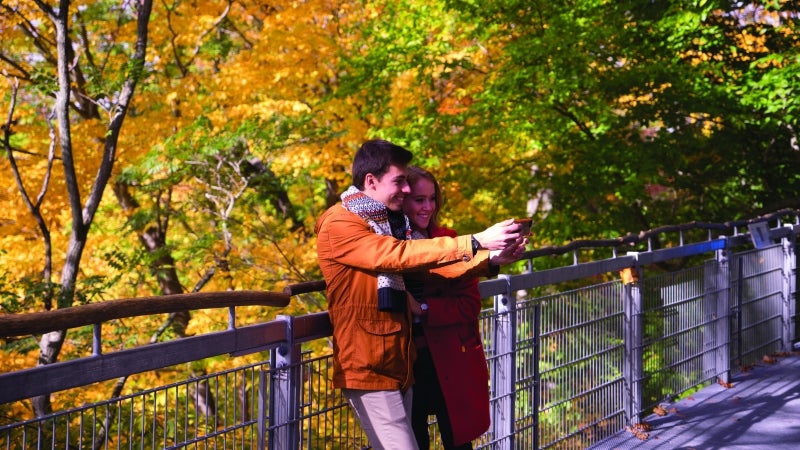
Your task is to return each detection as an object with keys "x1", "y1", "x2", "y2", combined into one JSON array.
[{"x1": 30, "y1": 0, "x2": 154, "y2": 417}]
